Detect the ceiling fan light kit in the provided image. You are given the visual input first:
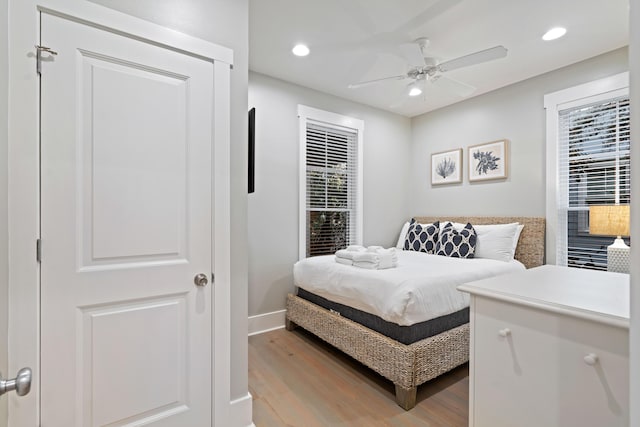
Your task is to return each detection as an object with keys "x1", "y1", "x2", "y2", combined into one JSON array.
[
  {"x1": 348, "y1": 38, "x2": 508, "y2": 102},
  {"x1": 542, "y1": 27, "x2": 567, "y2": 41},
  {"x1": 408, "y1": 84, "x2": 422, "y2": 97}
]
